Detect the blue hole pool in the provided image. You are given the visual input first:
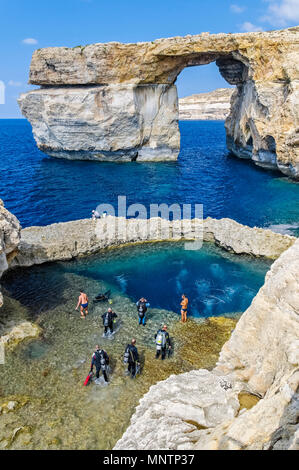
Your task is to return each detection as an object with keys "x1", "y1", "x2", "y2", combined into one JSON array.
[{"x1": 3, "y1": 242, "x2": 271, "y2": 318}]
